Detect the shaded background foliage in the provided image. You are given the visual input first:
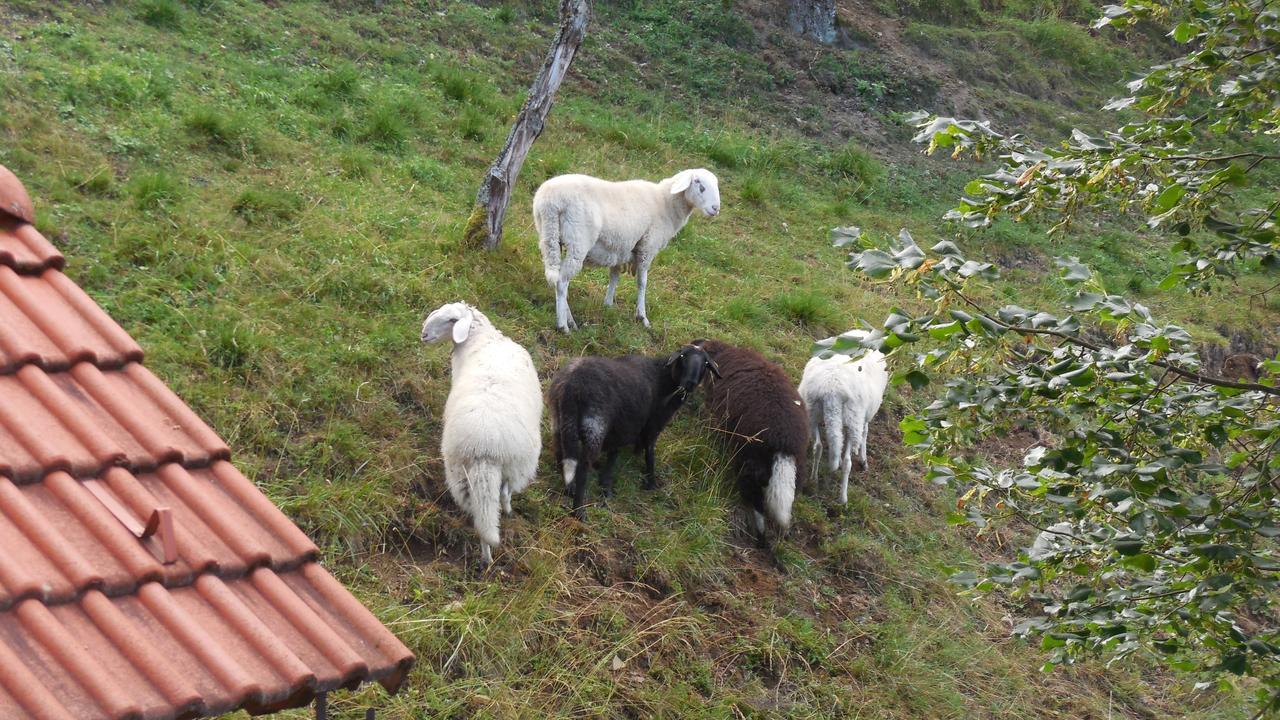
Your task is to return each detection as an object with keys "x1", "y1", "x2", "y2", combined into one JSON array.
[{"x1": 839, "y1": 0, "x2": 1280, "y2": 712}]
